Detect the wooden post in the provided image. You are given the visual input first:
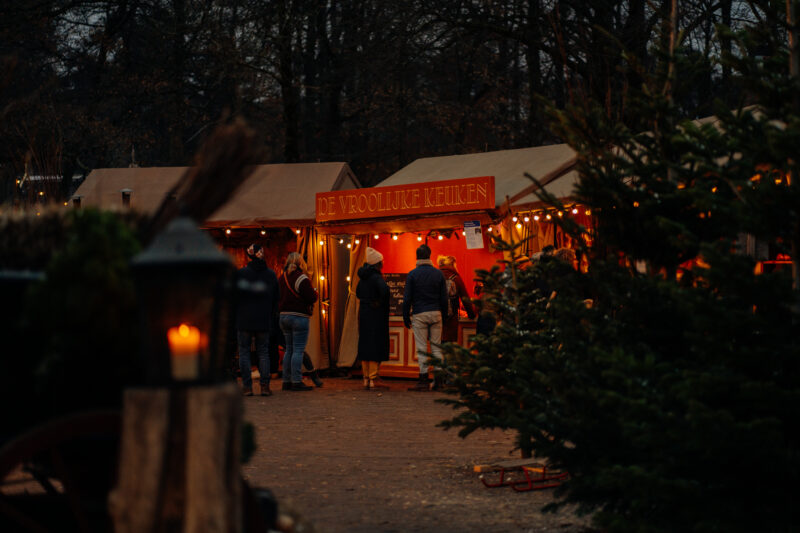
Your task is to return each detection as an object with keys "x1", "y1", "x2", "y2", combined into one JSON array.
[{"x1": 109, "y1": 383, "x2": 242, "y2": 533}]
